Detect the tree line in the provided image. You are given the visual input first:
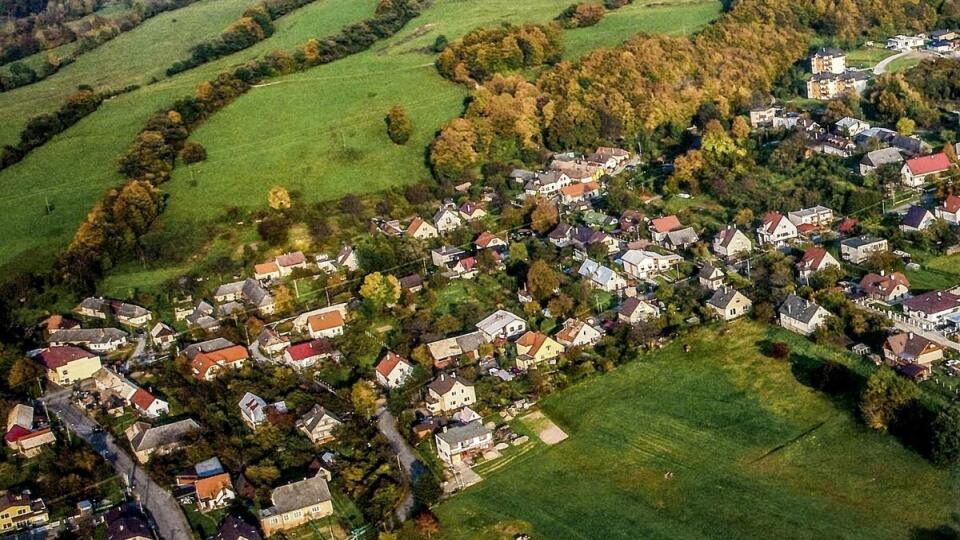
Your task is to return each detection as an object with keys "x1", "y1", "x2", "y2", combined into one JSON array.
[
  {"x1": 435, "y1": 22, "x2": 563, "y2": 85},
  {"x1": 58, "y1": 0, "x2": 428, "y2": 290},
  {"x1": 165, "y1": 0, "x2": 320, "y2": 76}
]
